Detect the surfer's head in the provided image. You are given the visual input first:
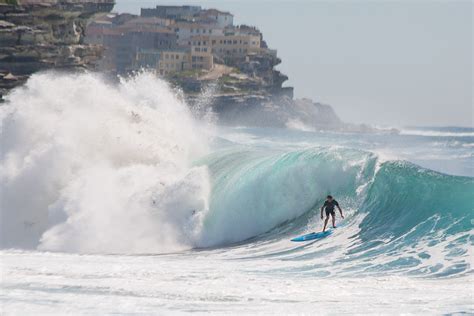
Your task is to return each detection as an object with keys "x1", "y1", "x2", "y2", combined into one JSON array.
[{"x1": 327, "y1": 195, "x2": 333, "y2": 201}]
